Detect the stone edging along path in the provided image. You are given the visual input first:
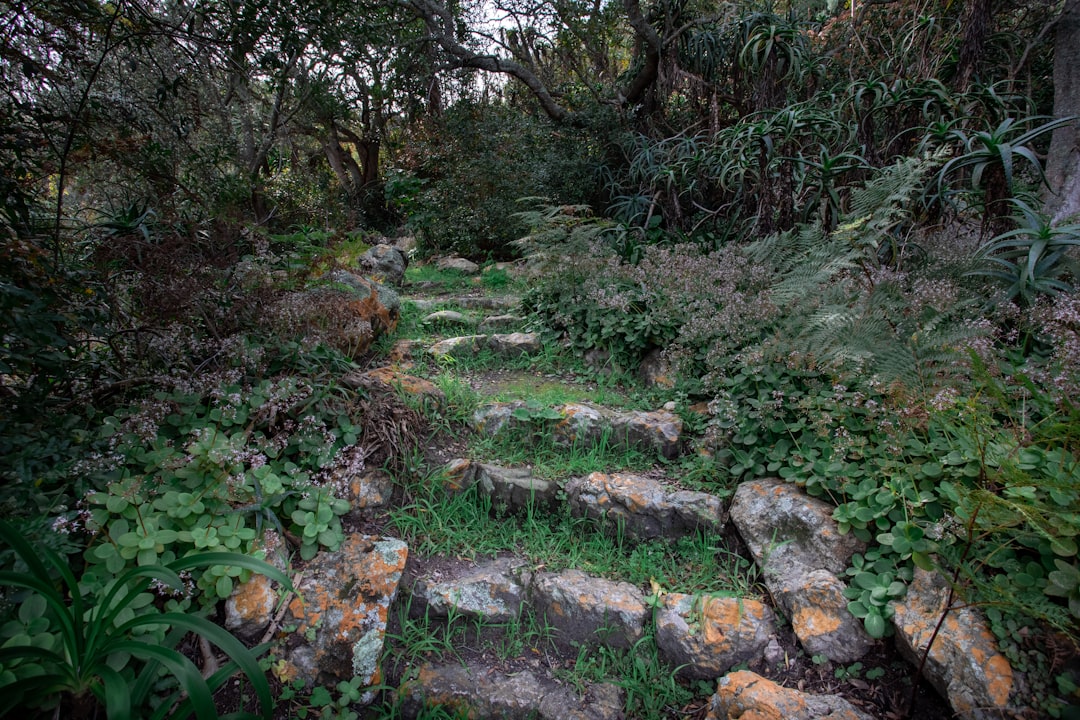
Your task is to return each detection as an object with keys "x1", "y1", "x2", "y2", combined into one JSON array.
[{"x1": 225, "y1": 258, "x2": 1022, "y2": 720}]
